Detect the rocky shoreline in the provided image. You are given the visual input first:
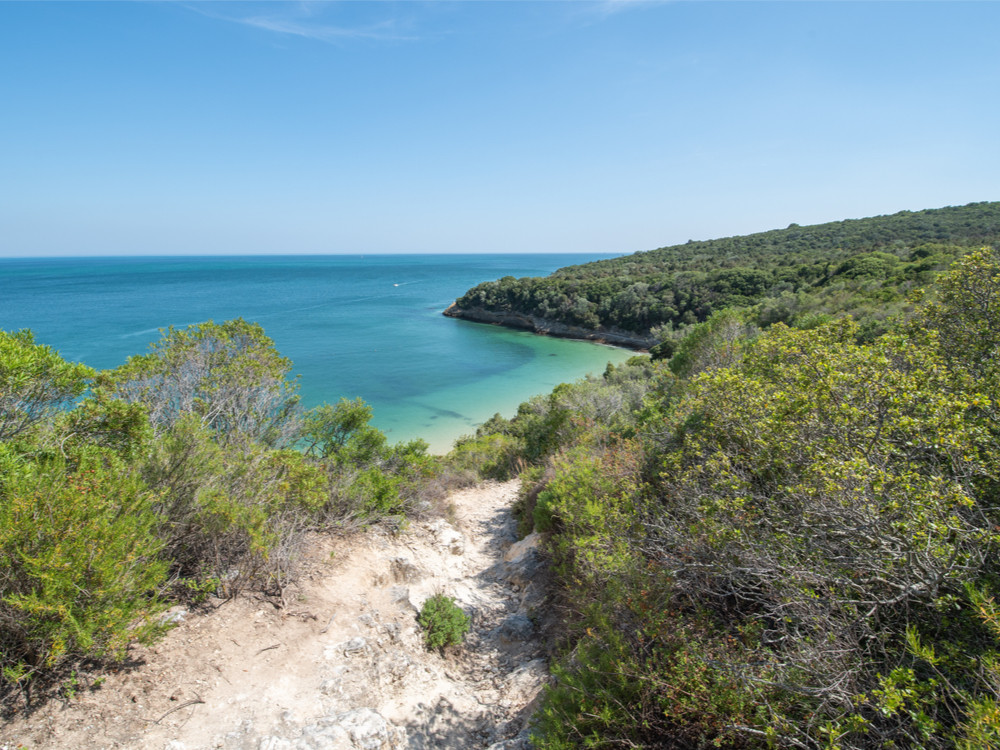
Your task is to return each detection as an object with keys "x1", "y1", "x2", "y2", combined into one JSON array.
[{"x1": 442, "y1": 304, "x2": 657, "y2": 350}]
